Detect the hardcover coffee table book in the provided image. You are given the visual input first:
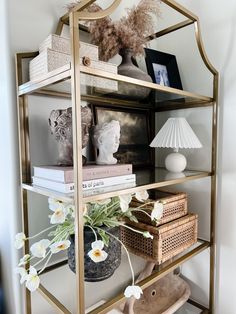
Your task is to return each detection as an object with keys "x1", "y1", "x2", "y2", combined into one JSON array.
[
  {"x1": 33, "y1": 164, "x2": 132, "y2": 182},
  {"x1": 32, "y1": 174, "x2": 136, "y2": 193},
  {"x1": 32, "y1": 164, "x2": 135, "y2": 193}
]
